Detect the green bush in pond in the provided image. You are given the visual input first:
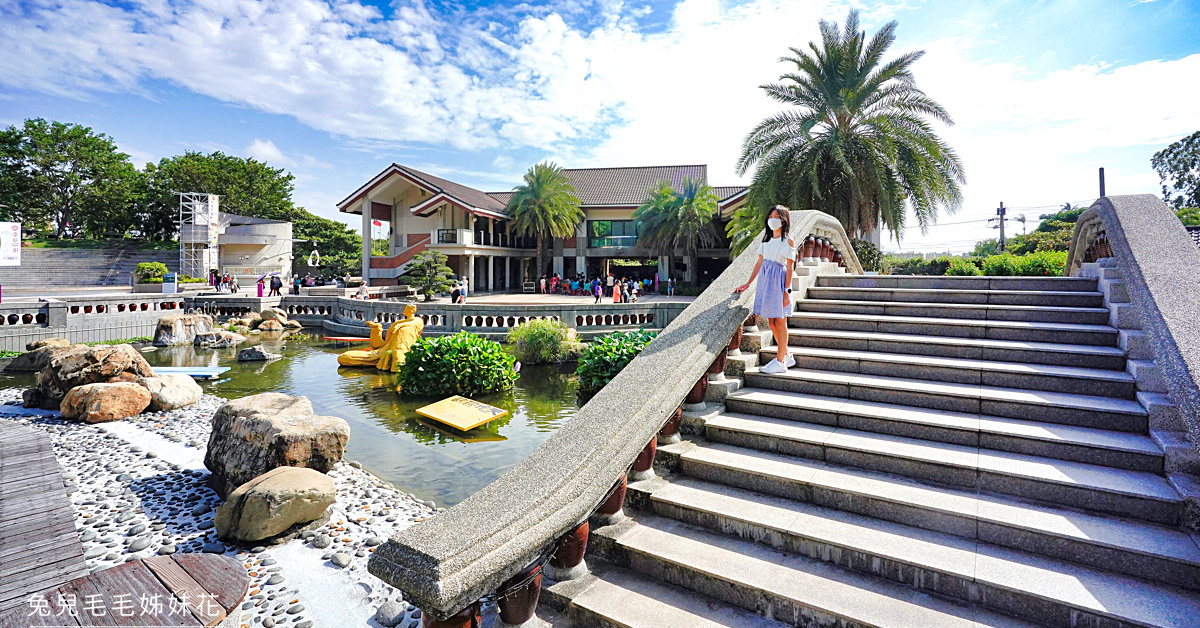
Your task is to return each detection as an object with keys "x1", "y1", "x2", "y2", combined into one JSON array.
[
  {"x1": 507, "y1": 318, "x2": 583, "y2": 365},
  {"x1": 944, "y1": 257, "x2": 982, "y2": 276},
  {"x1": 575, "y1": 330, "x2": 656, "y2": 396},
  {"x1": 395, "y1": 332, "x2": 518, "y2": 398}
]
